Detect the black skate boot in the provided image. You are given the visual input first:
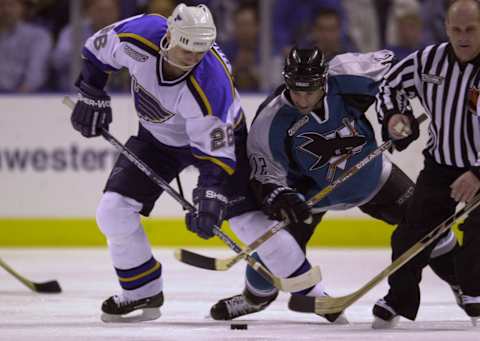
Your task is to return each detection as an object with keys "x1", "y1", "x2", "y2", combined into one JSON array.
[
  {"x1": 372, "y1": 298, "x2": 399, "y2": 329},
  {"x1": 450, "y1": 285, "x2": 464, "y2": 310},
  {"x1": 210, "y1": 288, "x2": 278, "y2": 320},
  {"x1": 101, "y1": 291, "x2": 164, "y2": 323},
  {"x1": 462, "y1": 295, "x2": 480, "y2": 326}
]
